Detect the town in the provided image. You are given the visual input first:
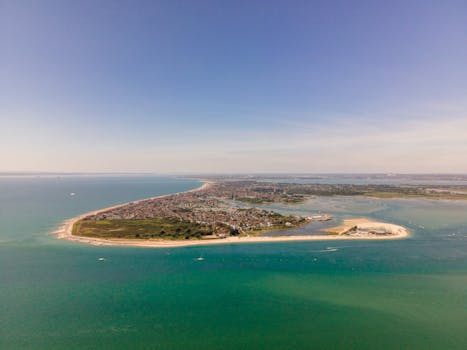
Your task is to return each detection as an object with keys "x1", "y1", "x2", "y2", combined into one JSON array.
[{"x1": 77, "y1": 182, "x2": 324, "y2": 240}]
